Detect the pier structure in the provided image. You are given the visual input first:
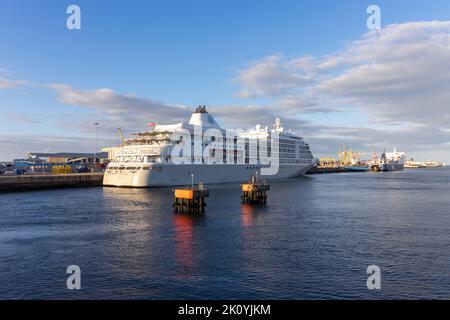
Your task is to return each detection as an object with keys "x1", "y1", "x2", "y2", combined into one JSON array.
[
  {"x1": 0, "y1": 173, "x2": 104, "y2": 193},
  {"x1": 307, "y1": 146, "x2": 369, "y2": 174},
  {"x1": 241, "y1": 174, "x2": 270, "y2": 204},
  {"x1": 173, "y1": 183, "x2": 209, "y2": 213}
]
